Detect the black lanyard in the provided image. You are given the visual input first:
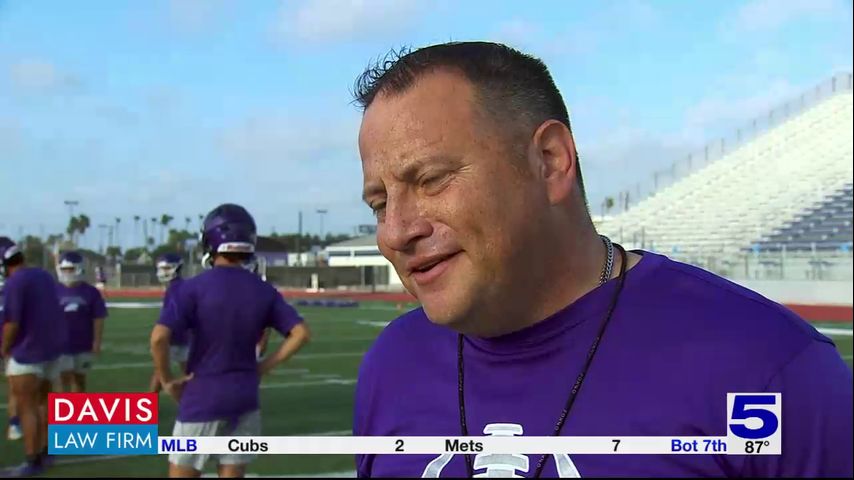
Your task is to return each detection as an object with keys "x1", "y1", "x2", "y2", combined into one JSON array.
[{"x1": 457, "y1": 244, "x2": 628, "y2": 478}]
